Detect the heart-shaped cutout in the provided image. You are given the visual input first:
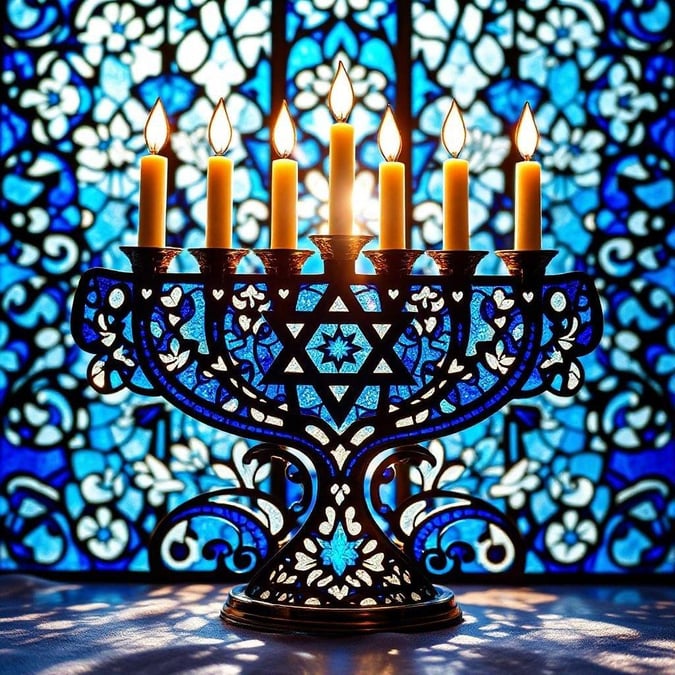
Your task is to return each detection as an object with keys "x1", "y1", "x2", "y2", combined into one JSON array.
[
  {"x1": 161, "y1": 286, "x2": 182, "y2": 308},
  {"x1": 388, "y1": 289, "x2": 399, "y2": 299},
  {"x1": 212, "y1": 289, "x2": 224, "y2": 300},
  {"x1": 142, "y1": 288, "x2": 152, "y2": 299},
  {"x1": 452, "y1": 291, "x2": 463, "y2": 302},
  {"x1": 523, "y1": 291, "x2": 534, "y2": 303},
  {"x1": 279, "y1": 289, "x2": 289, "y2": 298}
]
